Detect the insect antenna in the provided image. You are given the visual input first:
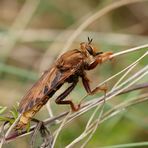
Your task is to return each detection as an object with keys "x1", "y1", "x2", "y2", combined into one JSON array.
[{"x1": 88, "y1": 37, "x2": 93, "y2": 44}]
